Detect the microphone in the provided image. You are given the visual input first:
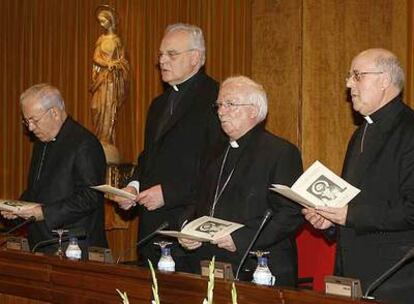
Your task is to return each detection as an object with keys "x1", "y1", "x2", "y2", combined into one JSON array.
[
  {"x1": 116, "y1": 221, "x2": 169, "y2": 264},
  {"x1": 363, "y1": 247, "x2": 414, "y2": 299},
  {"x1": 2, "y1": 216, "x2": 36, "y2": 235},
  {"x1": 235, "y1": 209, "x2": 273, "y2": 280},
  {"x1": 31, "y1": 229, "x2": 86, "y2": 253}
]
